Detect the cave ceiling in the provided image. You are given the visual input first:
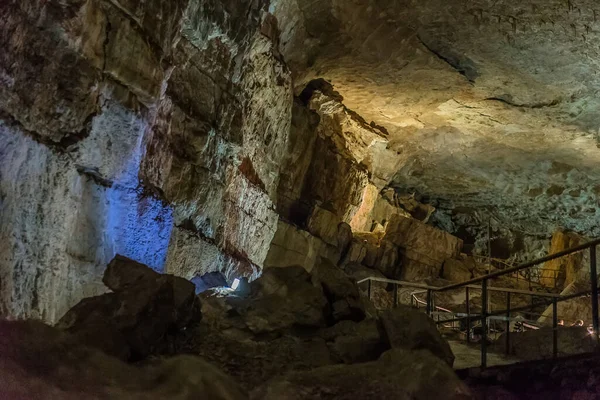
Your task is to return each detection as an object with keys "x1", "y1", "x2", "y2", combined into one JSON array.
[{"x1": 274, "y1": 0, "x2": 600, "y2": 238}]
